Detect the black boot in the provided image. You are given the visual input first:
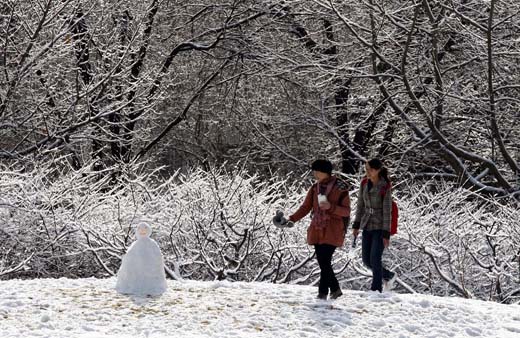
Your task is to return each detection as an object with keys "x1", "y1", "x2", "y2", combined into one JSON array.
[
  {"x1": 330, "y1": 289, "x2": 343, "y2": 299},
  {"x1": 316, "y1": 293, "x2": 328, "y2": 300}
]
